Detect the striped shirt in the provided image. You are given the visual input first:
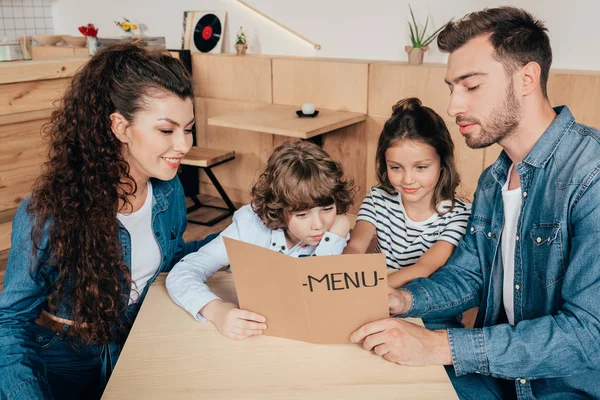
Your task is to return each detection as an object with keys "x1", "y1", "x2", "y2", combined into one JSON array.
[{"x1": 357, "y1": 187, "x2": 472, "y2": 270}]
